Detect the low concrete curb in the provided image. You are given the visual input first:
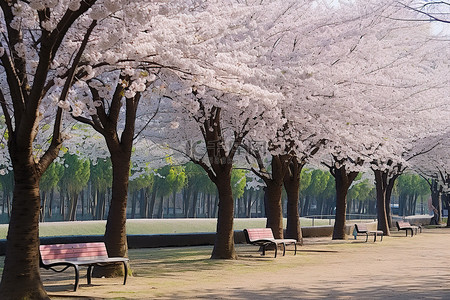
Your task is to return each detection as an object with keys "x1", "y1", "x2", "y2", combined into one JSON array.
[{"x1": 0, "y1": 226, "x2": 338, "y2": 256}]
